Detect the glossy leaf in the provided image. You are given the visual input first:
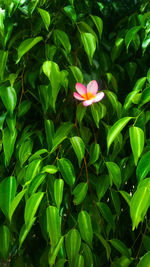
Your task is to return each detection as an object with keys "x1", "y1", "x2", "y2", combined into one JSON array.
[
  {"x1": 46, "y1": 206, "x2": 61, "y2": 249},
  {"x1": 89, "y1": 143, "x2": 100, "y2": 165},
  {"x1": 107, "y1": 117, "x2": 132, "y2": 152},
  {"x1": 58, "y1": 158, "x2": 75, "y2": 186},
  {"x1": 136, "y1": 151, "x2": 150, "y2": 182},
  {"x1": 42, "y1": 61, "x2": 60, "y2": 109},
  {"x1": 19, "y1": 217, "x2": 36, "y2": 248},
  {"x1": 48, "y1": 236, "x2": 64, "y2": 267},
  {"x1": 106, "y1": 162, "x2": 121, "y2": 189},
  {"x1": 76, "y1": 103, "x2": 87, "y2": 125},
  {"x1": 3, "y1": 128, "x2": 17, "y2": 166},
  {"x1": 44, "y1": 119, "x2": 54, "y2": 151},
  {"x1": 0, "y1": 85, "x2": 17, "y2": 114},
  {"x1": 0, "y1": 50, "x2": 8, "y2": 81},
  {"x1": 54, "y1": 30, "x2": 71, "y2": 53},
  {"x1": 25, "y1": 159, "x2": 41, "y2": 182},
  {"x1": 129, "y1": 126, "x2": 144, "y2": 166},
  {"x1": 137, "y1": 251, "x2": 150, "y2": 267},
  {"x1": 81, "y1": 32, "x2": 96, "y2": 65},
  {"x1": 51, "y1": 122, "x2": 74, "y2": 153},
  {"x1": 9, "y1": 189, "x2": 26, "y2": 221},
  {"x1": 28, "y1": 173, "x2": 46, "y2": 196},
  {"x1": 42, "y1": 165, "x2": 58, "y2": 174},
  {"x1": 24, "y1": 192, "x2": 44, "y2": 226},
  {"x1": 65, "y1": 229, "x2": 81, "y2": 266},
  {"x1": 97, "y1": 202, "x2": 115, "y2": 231},
  {"x1": 95, "y1": 233, "x2": 111, "y2": 260},
  {"x1": 19, "y1": 139, "x2": 33, "y2": 167},
  {"x1": 125, "y1": 26, "x2": 141, "y2": 51},
  {"x1": 90, "y1": 15, "x2": 103, "y2": 38},
  {"x1": 38, "y1": 8, "x2": 50, "y2": 31},
  {"x1": 17, "y1": 36, "x2": 43, "y2": 62},
  {"x1": 81, "y1": 243, "x2": 93, "y2": 267},
  {"x1": 73, "y1": 182, "x2": 88, "y2": 205},
  {"x1": 70, "y1": 136, "x2": 85, "y2": 168},
  {"x1": 69, "y1": 66, "x2": 83, "y2": 83},
  {"x1": 54, "y1": 179, "x2": 64, "y2": 209},
  {"x1": 139, "y1": 86, "x2": 150, "y2": 108},
  {"x1": 91, "y1": 103, "x2": 102, "y2": 128},
  {"x1": 0, "y1": 225, "x2": 10, "y2": 260},
  {"x1": 96, "y1": 175, "x2": 110, "y2": 201},
  {"x1": 0, "y1": 176, "x2": 16, "y2": 218},
  {"x1": 130, "y1": 179, "x2": 150, "y2": 230},
  {"x1": 78, "y1": 210, "x2": 93, "y2": 247}
]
